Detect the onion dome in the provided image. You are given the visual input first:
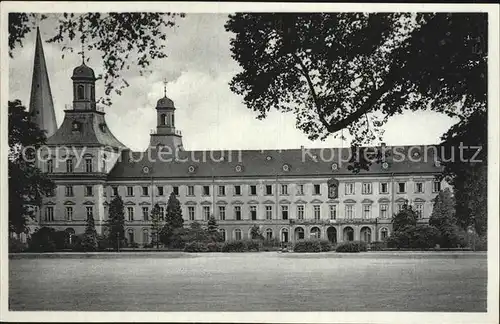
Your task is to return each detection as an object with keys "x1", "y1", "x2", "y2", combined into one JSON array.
[{"x1": 156, "y1": 96, "x2": 175, "y2": 109}]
